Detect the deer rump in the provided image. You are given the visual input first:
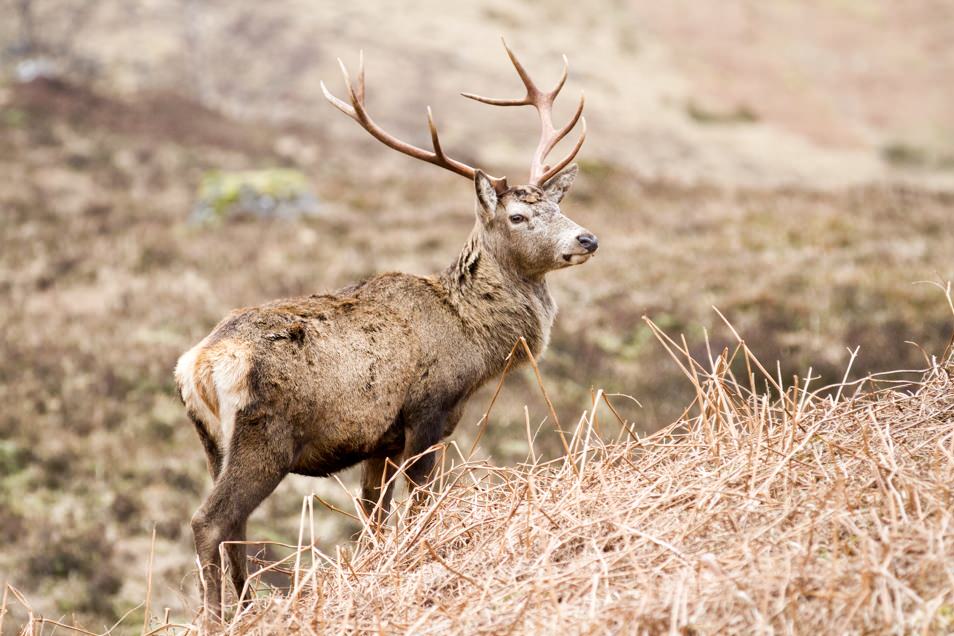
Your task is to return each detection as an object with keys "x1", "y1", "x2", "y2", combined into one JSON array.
[{"x1": 175, "y1": 294, "x2": 421, "y2": 478}]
